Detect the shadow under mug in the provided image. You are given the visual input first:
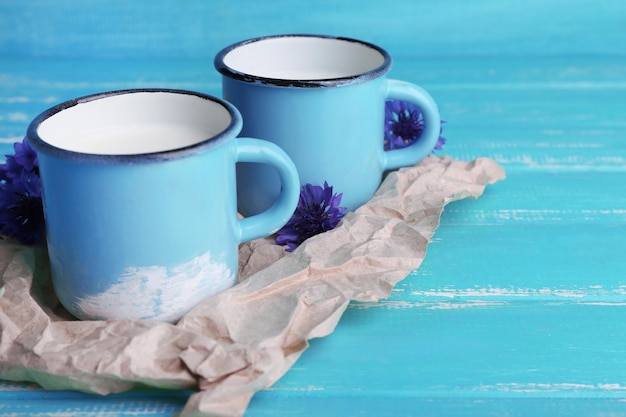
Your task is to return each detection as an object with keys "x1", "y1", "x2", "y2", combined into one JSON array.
[
  {"x1": 215, "y1": 34, "x2": 441, "y2": 215},
  {"x1": 27, "y1": 89, "x2": 300, "y2": 322}
]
